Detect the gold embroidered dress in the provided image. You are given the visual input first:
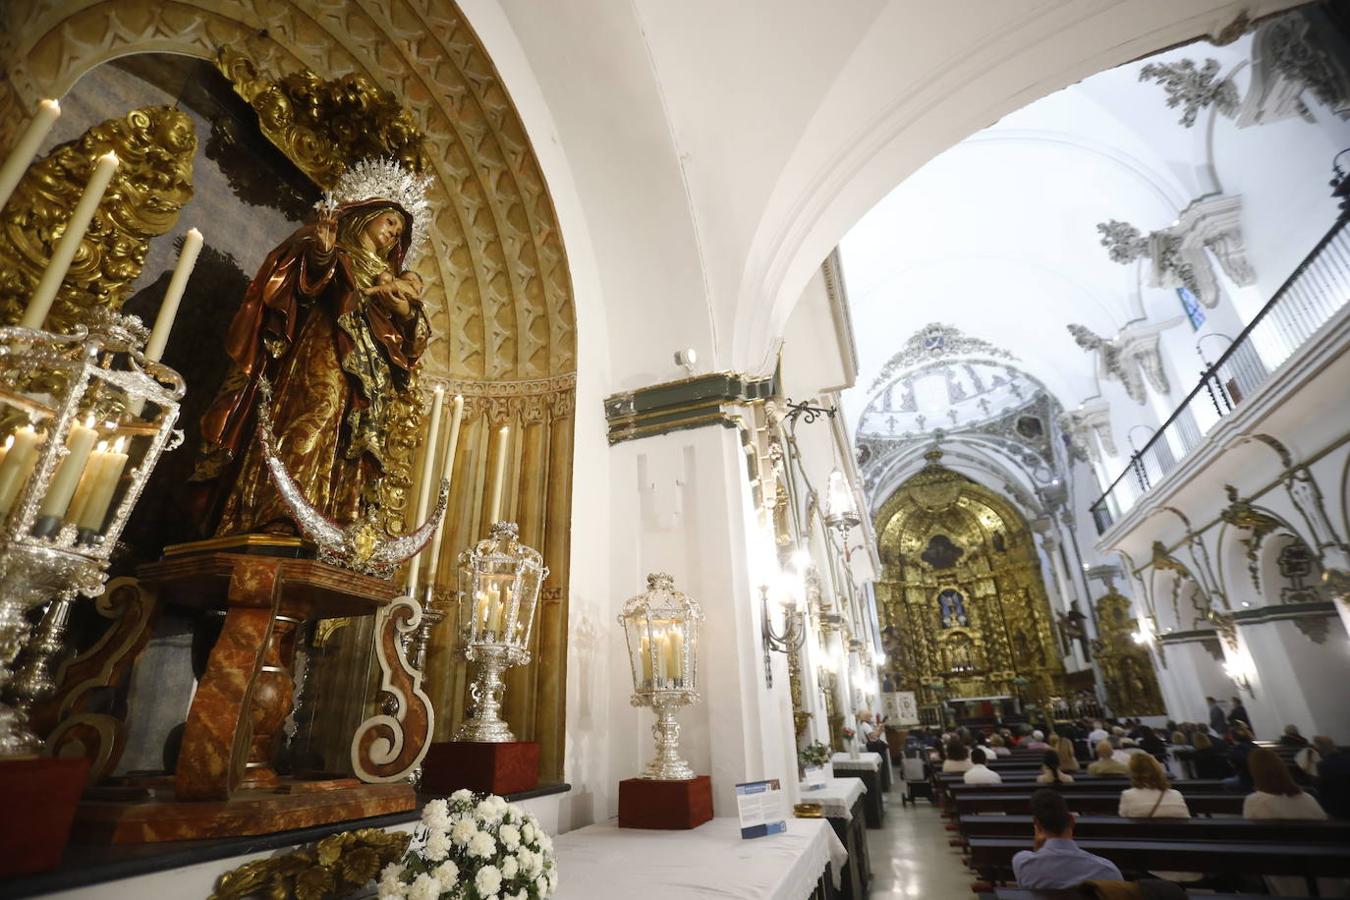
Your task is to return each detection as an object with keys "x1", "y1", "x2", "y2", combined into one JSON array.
[{"x1": 192, "y1": 200, "x2": 427, "y2": 536}]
